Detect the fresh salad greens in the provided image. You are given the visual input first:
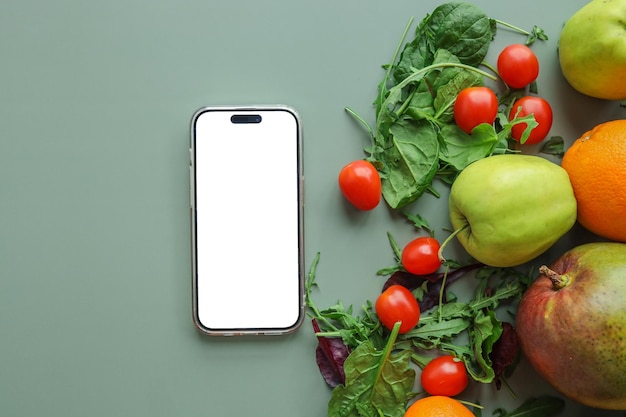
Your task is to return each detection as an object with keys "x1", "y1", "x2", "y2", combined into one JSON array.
[
  {"x1": 306, "y1": 245, "x2": 562, "y2": 417},
  {"x1": 306, "y1": 2, "x2": 567, "y2": 417},
  {"x1": 346, "y1": 2, "x2": 547, "y2": 209}
]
